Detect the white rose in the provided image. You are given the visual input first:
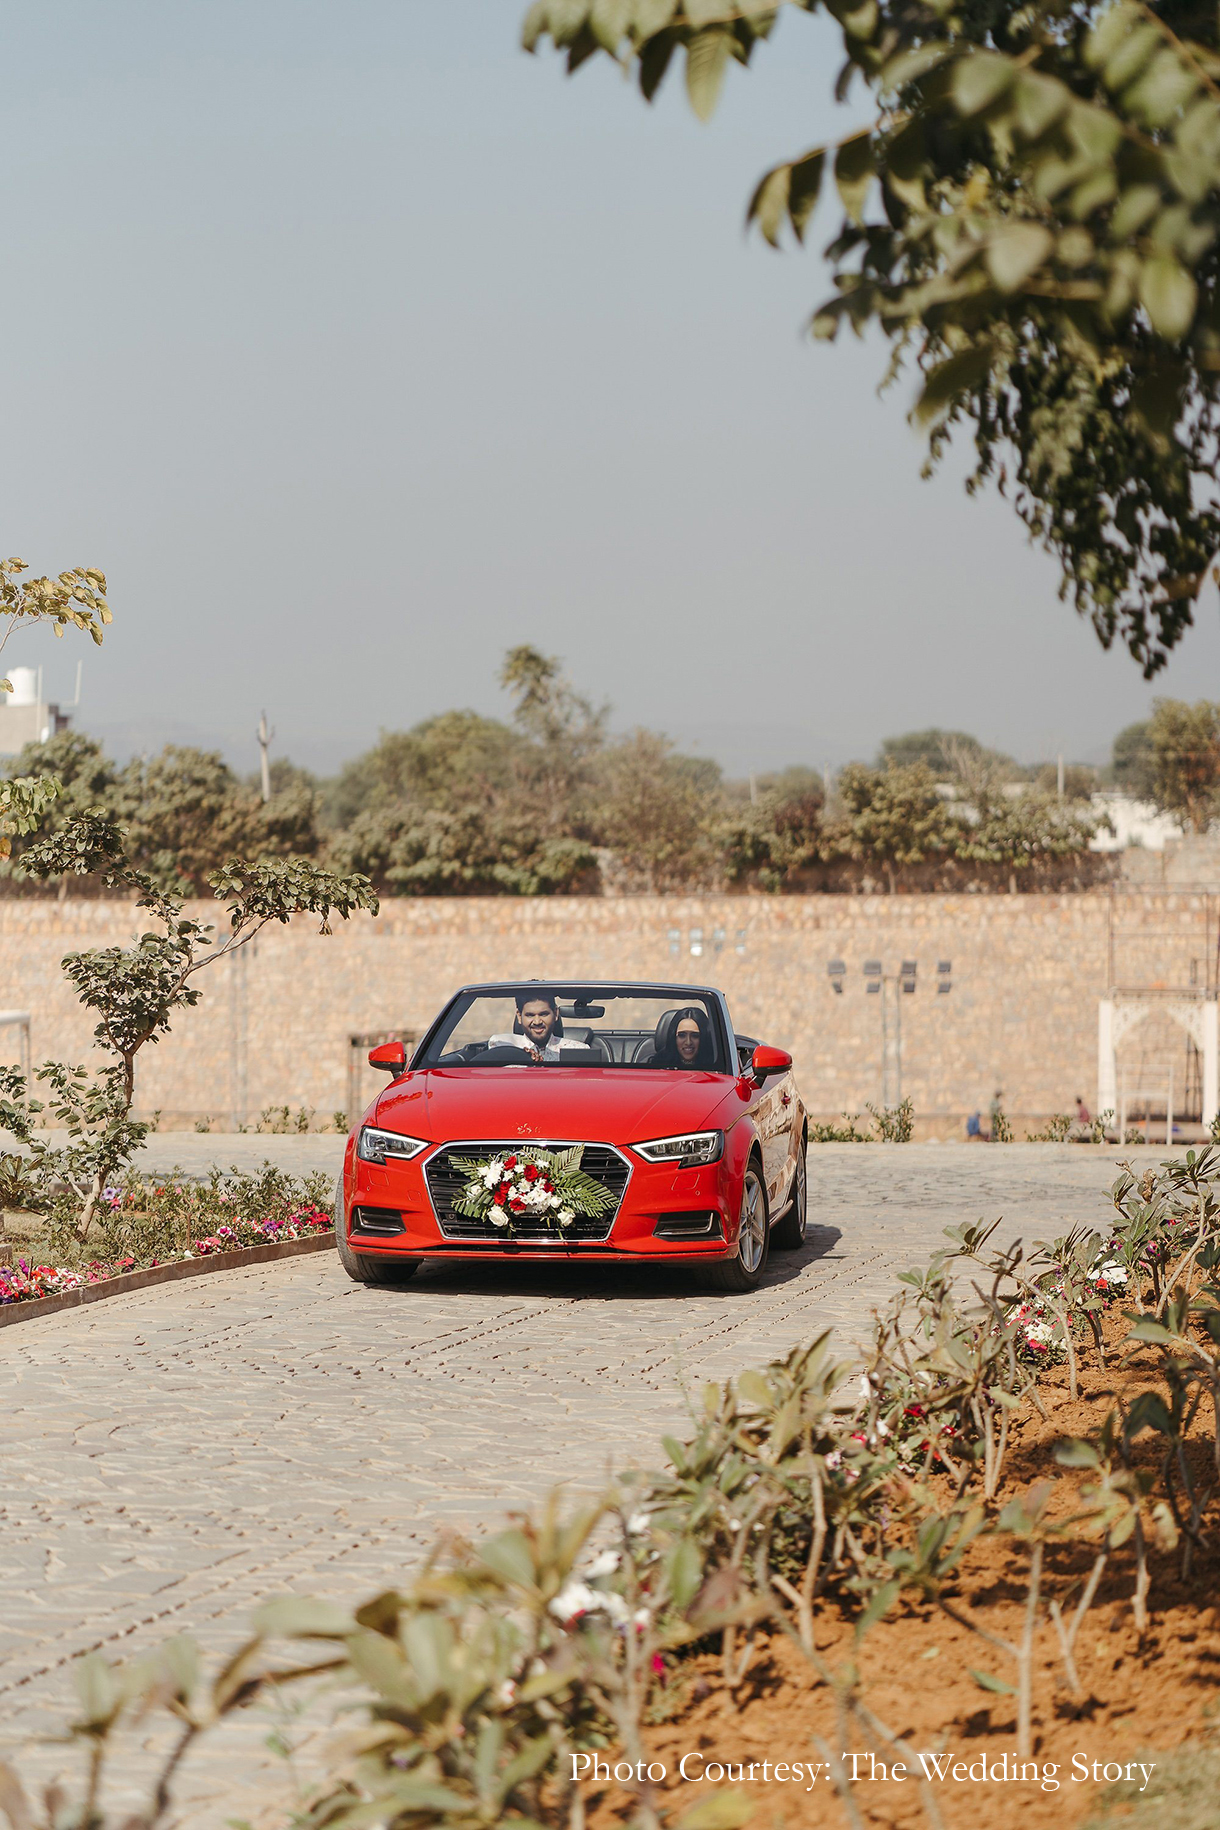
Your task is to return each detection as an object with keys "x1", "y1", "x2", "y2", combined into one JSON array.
[
  {"x1": 558, "y1": 1207, "x2": 574, "y2": 1227},
  {"x1": 489, "y1": 1208, "x2": 509, "y2": 1228},
  {"x1": 586, "y1": 1549, "x2": 619, "y2": 1578}
]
